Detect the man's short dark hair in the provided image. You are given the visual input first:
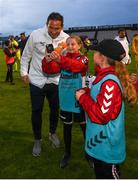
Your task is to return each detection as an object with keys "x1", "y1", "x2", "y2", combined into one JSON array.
[
  {"x1": 47, "y1": 12, "x2": 64, "y2": 27},
  {"x1": 118, "y1": 28, "x2": 126, "y2": 33},
  {"x1": 20, "y1": 32, "x2": 25, "y2": 36}
]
